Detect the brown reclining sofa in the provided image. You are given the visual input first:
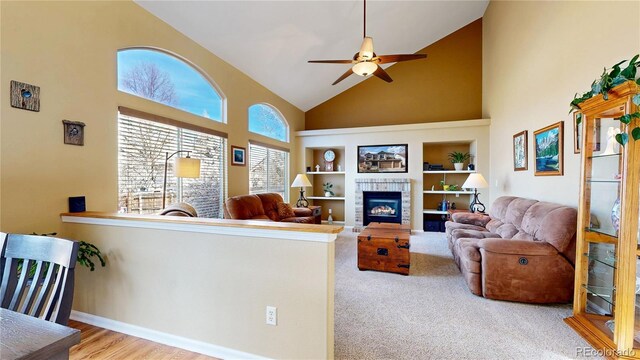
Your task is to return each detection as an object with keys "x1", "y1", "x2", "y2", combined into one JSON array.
[
  {"x1": 445, "y1": 196, "x2": 577, "y2": 303},
  {"x1": 223, "y1": 193, "x2": 318, "y2": 224}
]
